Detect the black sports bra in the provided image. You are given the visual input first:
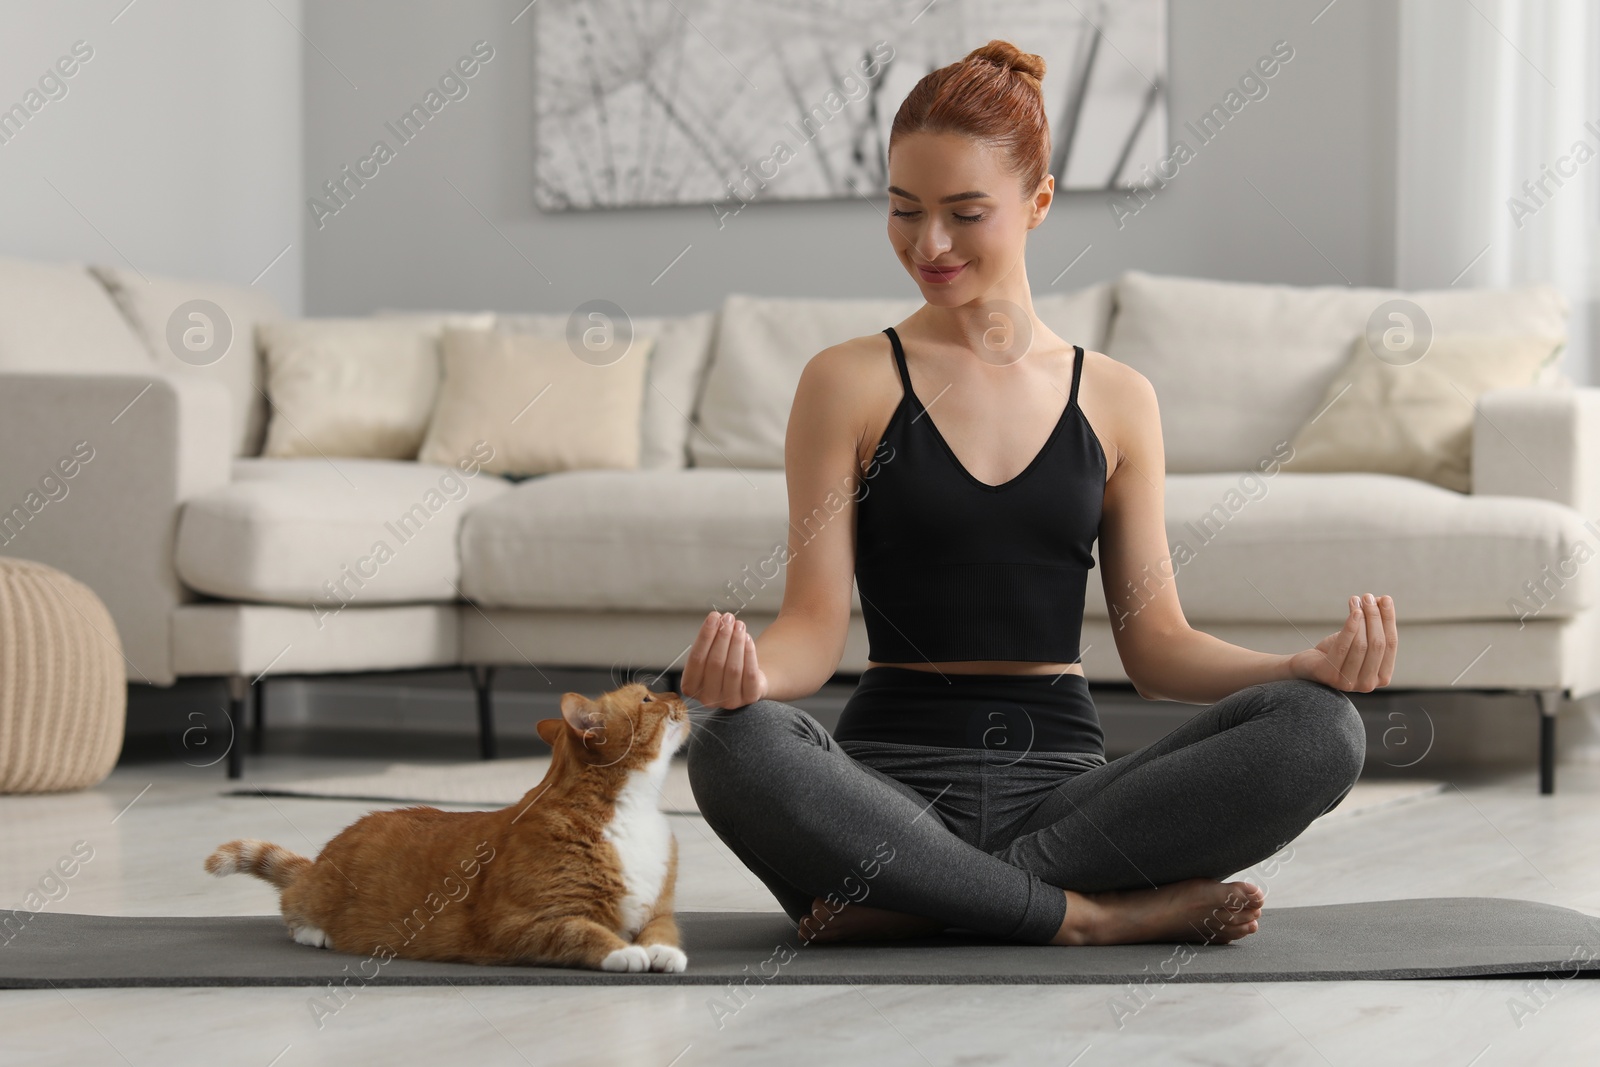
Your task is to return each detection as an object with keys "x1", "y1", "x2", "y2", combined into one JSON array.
[{"x1": 853, "y1": 326, "x2": 1107, "y2": 664}]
